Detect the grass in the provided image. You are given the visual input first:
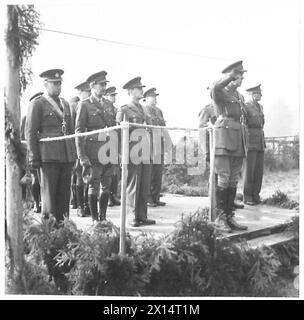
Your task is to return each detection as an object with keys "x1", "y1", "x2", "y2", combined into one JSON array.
[
  {"x1": 164, "y1": 169, "x2": 299, "y2": 205},
  {"x1": 238, "y1": 169, "x2": 299, "y2": 203}
]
